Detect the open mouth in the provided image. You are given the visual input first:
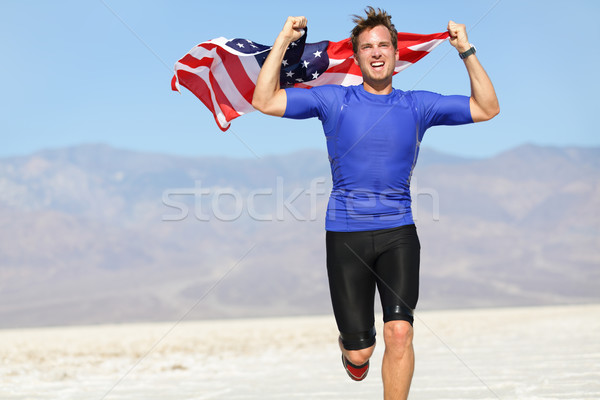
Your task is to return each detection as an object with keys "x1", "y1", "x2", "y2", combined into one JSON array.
[{"x1": 370, "y1": 61, "x2": 385, "y2": 69}]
